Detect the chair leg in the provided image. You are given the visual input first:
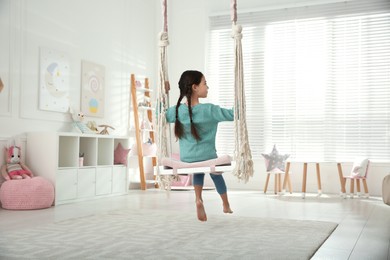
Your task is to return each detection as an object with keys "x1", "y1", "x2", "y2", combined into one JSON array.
[
  {"x1": 350, "y1": 179, "x2": 355, "y2": 198},
  {"x1": 316, "y1": 163, "x2": 322, "y2": 196},
  {"x1": 302, "y1": 162, "x2": 308, "y2": 198},
  {"x1": 274, "y1": 175, "x2": 277, "y2": 194},
  {"x1": 287, "y1": 174, "x2": 292, "y2": 194},
  {"x1": 264, "y1": 173, "x2": 270, "y2": 193},
  {"x1": 282, "y1": 162, "x2": 291, "y2": 193},
  {"x1": 337, "y1": 163, "x2": 346, "y2": 197},
  {"x1": 362, "y1": 179, "x2": 369, "y2": 198},
  {"x1": 283, "y1": 172, "x2": 292, "y2": 194},
  {"x1": 356, "y1": 179, "x2": 361, "y2": 197}
]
